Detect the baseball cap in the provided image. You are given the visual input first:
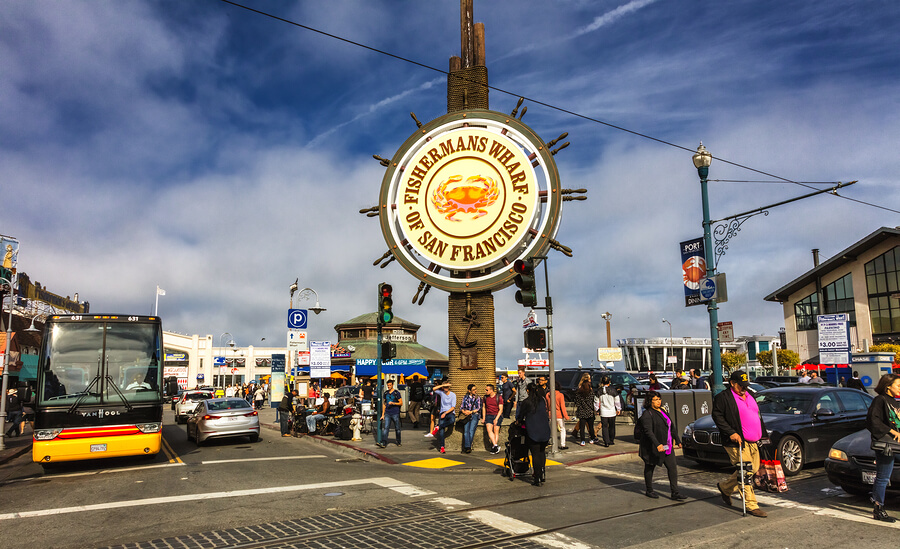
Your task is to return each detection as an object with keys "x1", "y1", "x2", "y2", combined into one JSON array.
[{"x1": 729, "y1": 370, "x2": 750, "y2": 387}]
